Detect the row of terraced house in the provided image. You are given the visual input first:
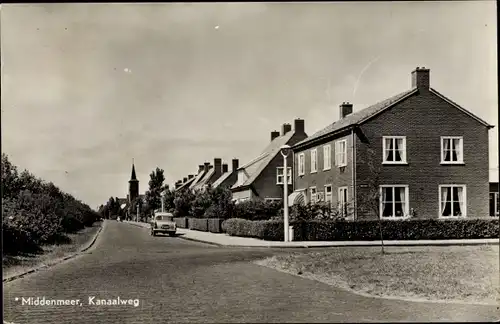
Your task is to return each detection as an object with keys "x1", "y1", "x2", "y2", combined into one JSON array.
[{"x1": 172, "y1": 67, "x2": 499, "y2": 220}]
